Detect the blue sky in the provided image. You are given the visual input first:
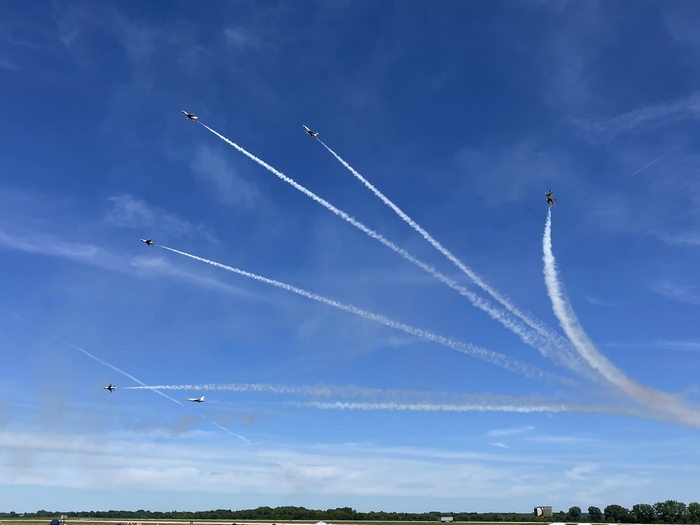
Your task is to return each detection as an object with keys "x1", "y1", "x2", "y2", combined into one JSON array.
[{"x1": 2, "y1": 0, "x2": 700, "y2": 513}]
